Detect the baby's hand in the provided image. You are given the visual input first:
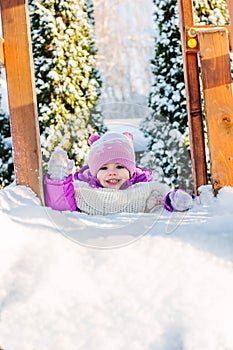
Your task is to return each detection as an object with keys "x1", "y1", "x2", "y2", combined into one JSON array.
[
  {"x1": 164, "y1": 189, "x2": 193, "y2": 212},
  {"x1": 48, "y1": 148, "x2": 74, "y2": 181}
]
